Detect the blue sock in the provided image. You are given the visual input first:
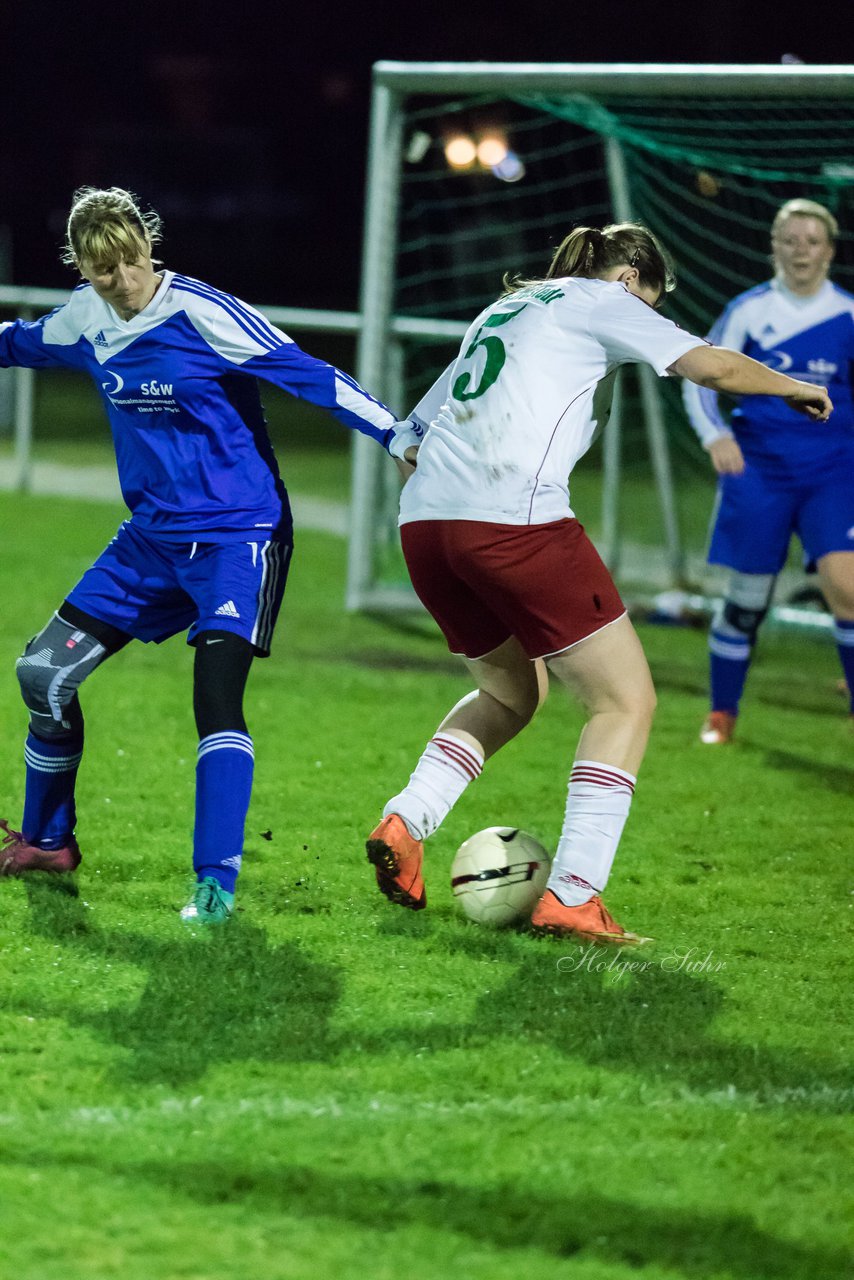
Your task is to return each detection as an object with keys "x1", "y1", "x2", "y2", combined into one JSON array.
[
  {"x1": 708, "y1": 625, "x2": 752, "y2": 715},
  {"x1": 22, "y1": 732, "x2": 83, "y2": 848},
  {"x1": 834, "y1": 618, "x2": 854, "y2": 713},
  {"x1": 194, "y1": 732, "x2": 254, "y2": 893}
]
